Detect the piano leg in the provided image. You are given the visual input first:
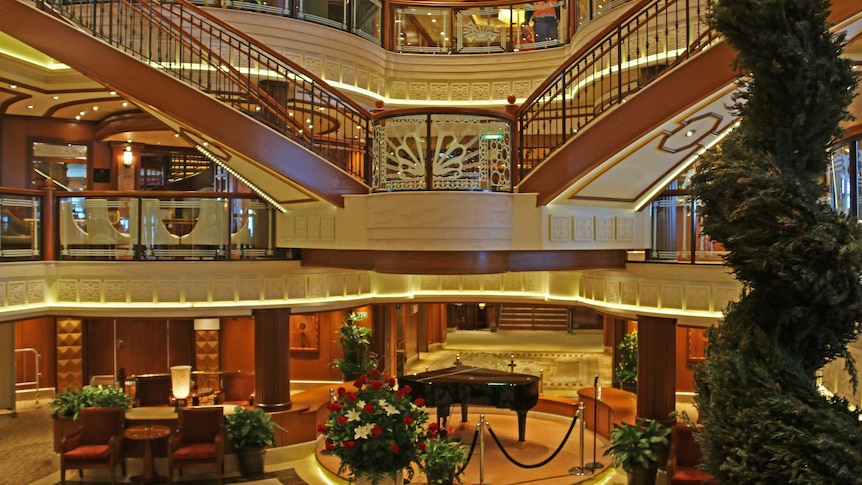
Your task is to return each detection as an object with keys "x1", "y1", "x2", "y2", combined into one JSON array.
[
  {"x1": 460, "y1": 402, "x2": 470, "y2": 428},
  {"x1": 517, "y1": 410, "x2": 528, "y2": 442},
  {"x1": 436, "y1": 405, "x2": 451, "y2": 430}
]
